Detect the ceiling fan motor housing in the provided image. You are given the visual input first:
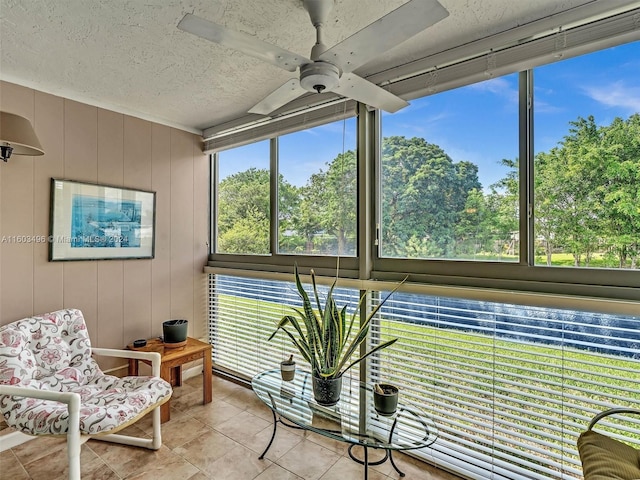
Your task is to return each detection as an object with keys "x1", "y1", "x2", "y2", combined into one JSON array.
[{"x1": 300, "y1": 62, "x2": 340, "y2": 93}]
